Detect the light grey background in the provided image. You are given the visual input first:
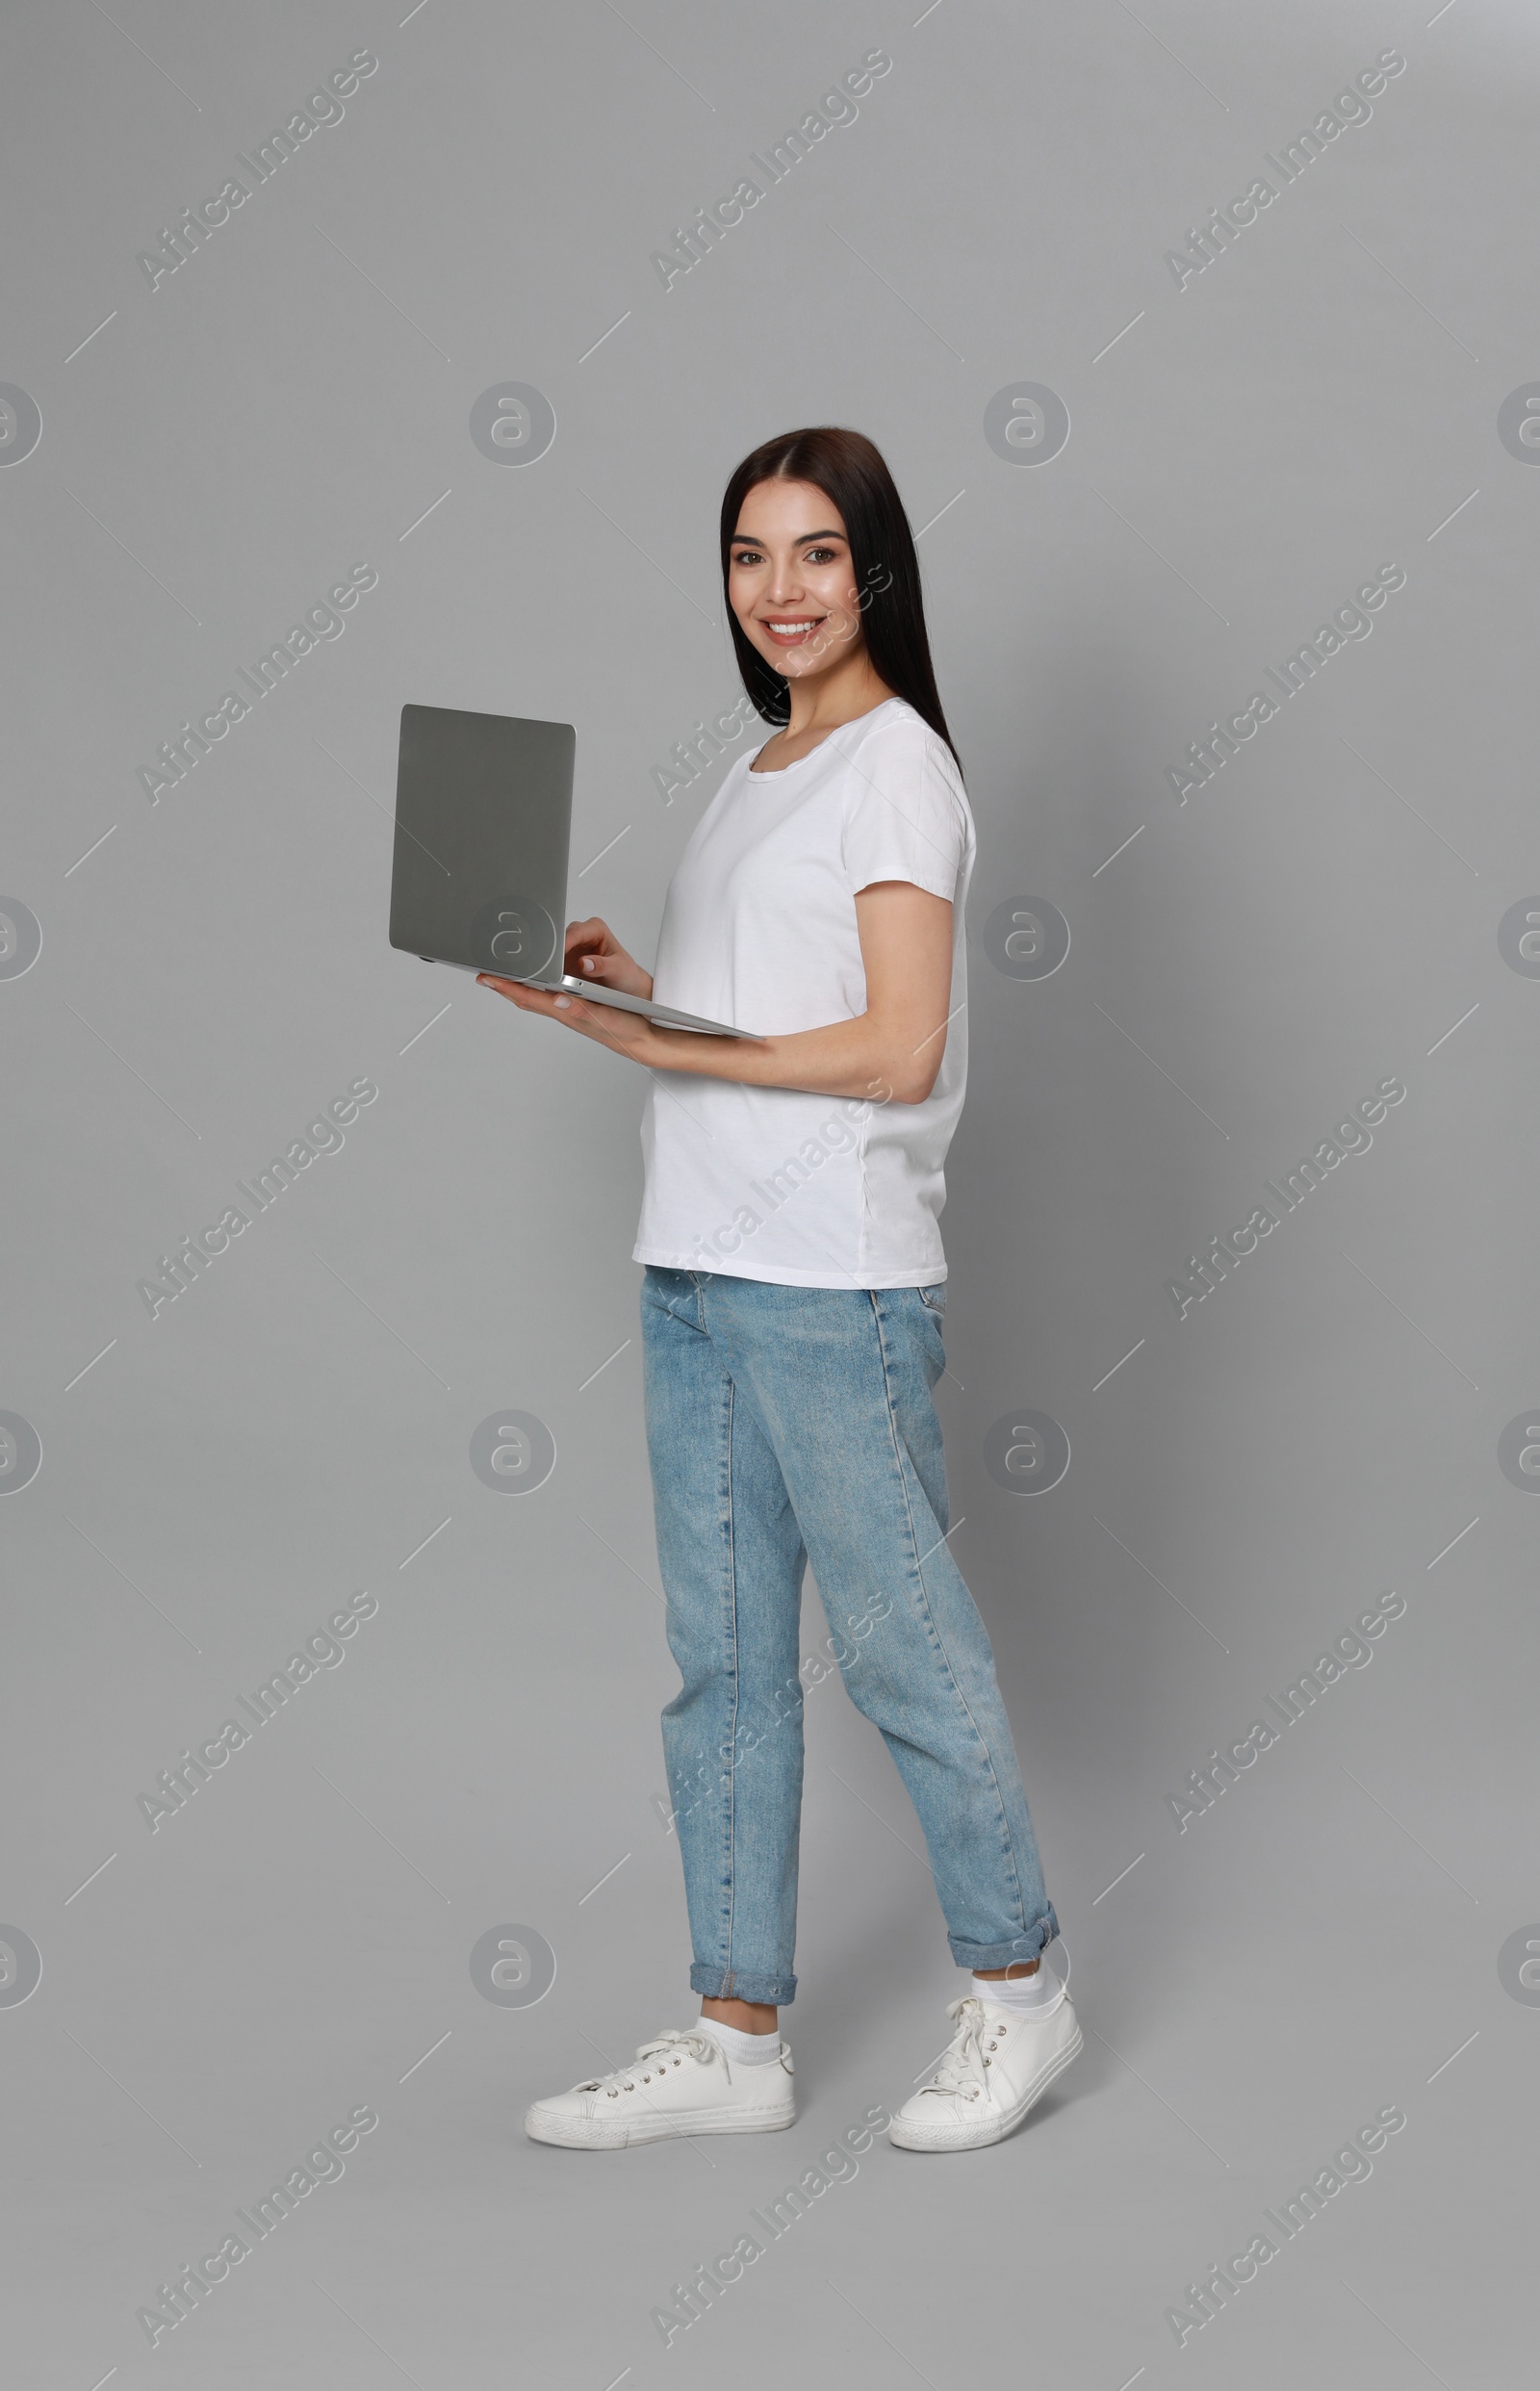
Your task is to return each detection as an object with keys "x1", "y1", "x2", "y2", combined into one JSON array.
[{"x1": 3, "y1": 1, "x2": 1536, "y2": 2383}]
